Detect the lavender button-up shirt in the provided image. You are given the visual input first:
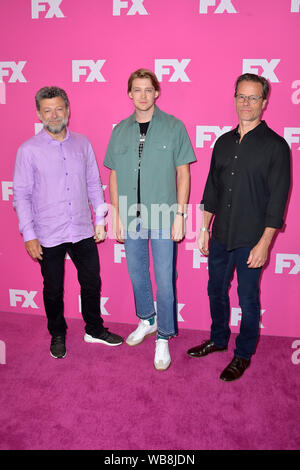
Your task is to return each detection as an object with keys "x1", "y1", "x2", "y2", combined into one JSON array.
[{"x1": 13, "y1": 128, "x2": 107, "y2": 247}]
